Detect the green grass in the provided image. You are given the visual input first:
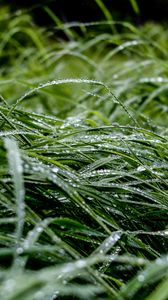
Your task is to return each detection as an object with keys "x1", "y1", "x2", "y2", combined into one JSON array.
[{"x1": 0, "y1": 5, "x2": 168, "y2": 300}]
